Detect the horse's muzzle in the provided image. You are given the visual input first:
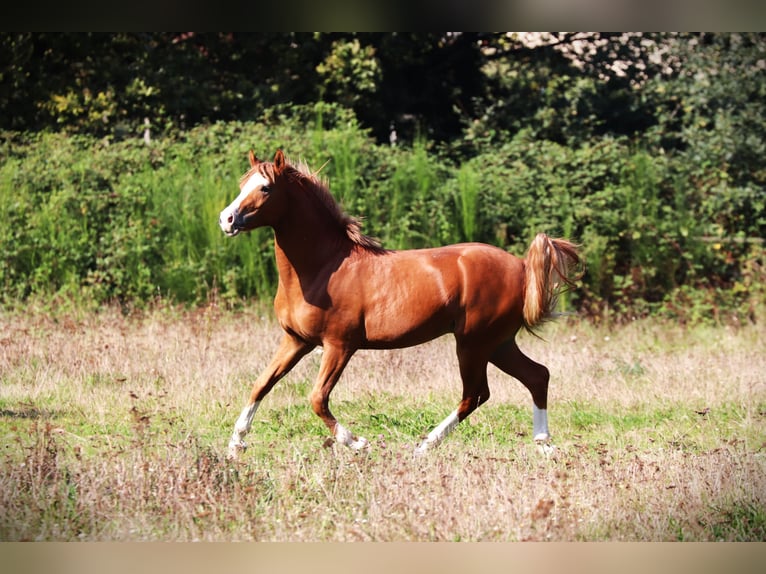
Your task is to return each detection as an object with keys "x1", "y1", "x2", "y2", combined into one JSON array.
[{"x1": 219, "y1": 210, "x2": 241, "y2": 237}]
